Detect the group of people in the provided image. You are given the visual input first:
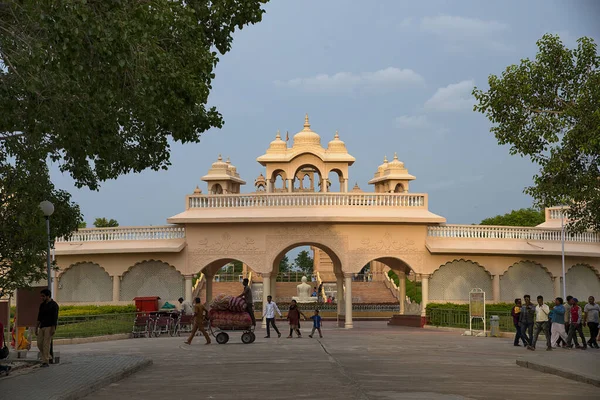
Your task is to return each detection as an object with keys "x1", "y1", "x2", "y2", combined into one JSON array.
[
  {"x1": 184, "y1": 278, "x2": 324, "y2": 345},
  {"x1": 511, "y1": 294, "x2": 600, "y2": 351}
]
